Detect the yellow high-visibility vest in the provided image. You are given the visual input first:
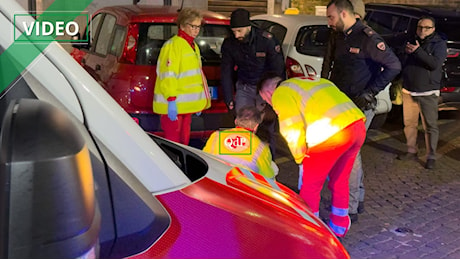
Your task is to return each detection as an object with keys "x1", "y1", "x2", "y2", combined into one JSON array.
[
  {"x1": 203, "y1": 127, "x2": 275, "y2": 179},
  {"x1": 272, "y1": 77, "x2": 365, "y2": 164},
  {"x1": 153, "y1": 35, "x2": 210, "y2": 114}
]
